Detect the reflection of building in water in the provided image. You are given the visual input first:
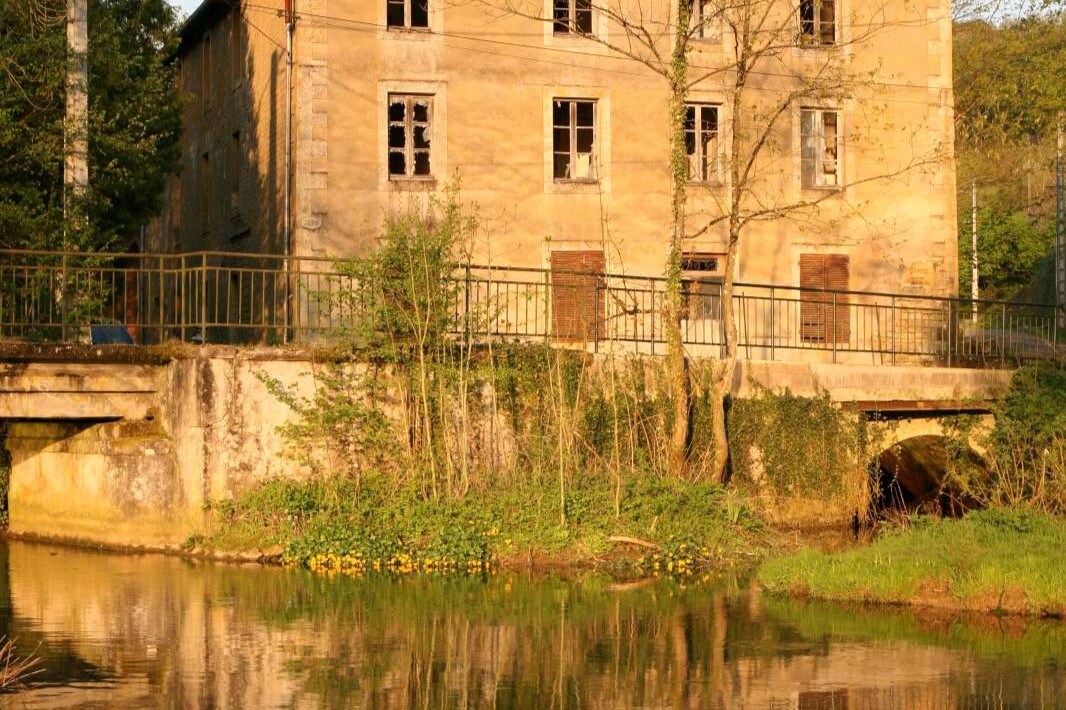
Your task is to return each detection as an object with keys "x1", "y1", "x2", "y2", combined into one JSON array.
[{"x1": 2, "y1": 541, "x2": 1063, "y2": 709}]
